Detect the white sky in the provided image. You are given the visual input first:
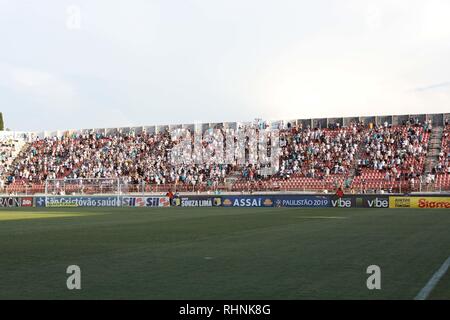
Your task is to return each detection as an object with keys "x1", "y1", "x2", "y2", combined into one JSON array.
[{"x1": 0, "y1": 0, "x2": 449, "y2": 131}]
